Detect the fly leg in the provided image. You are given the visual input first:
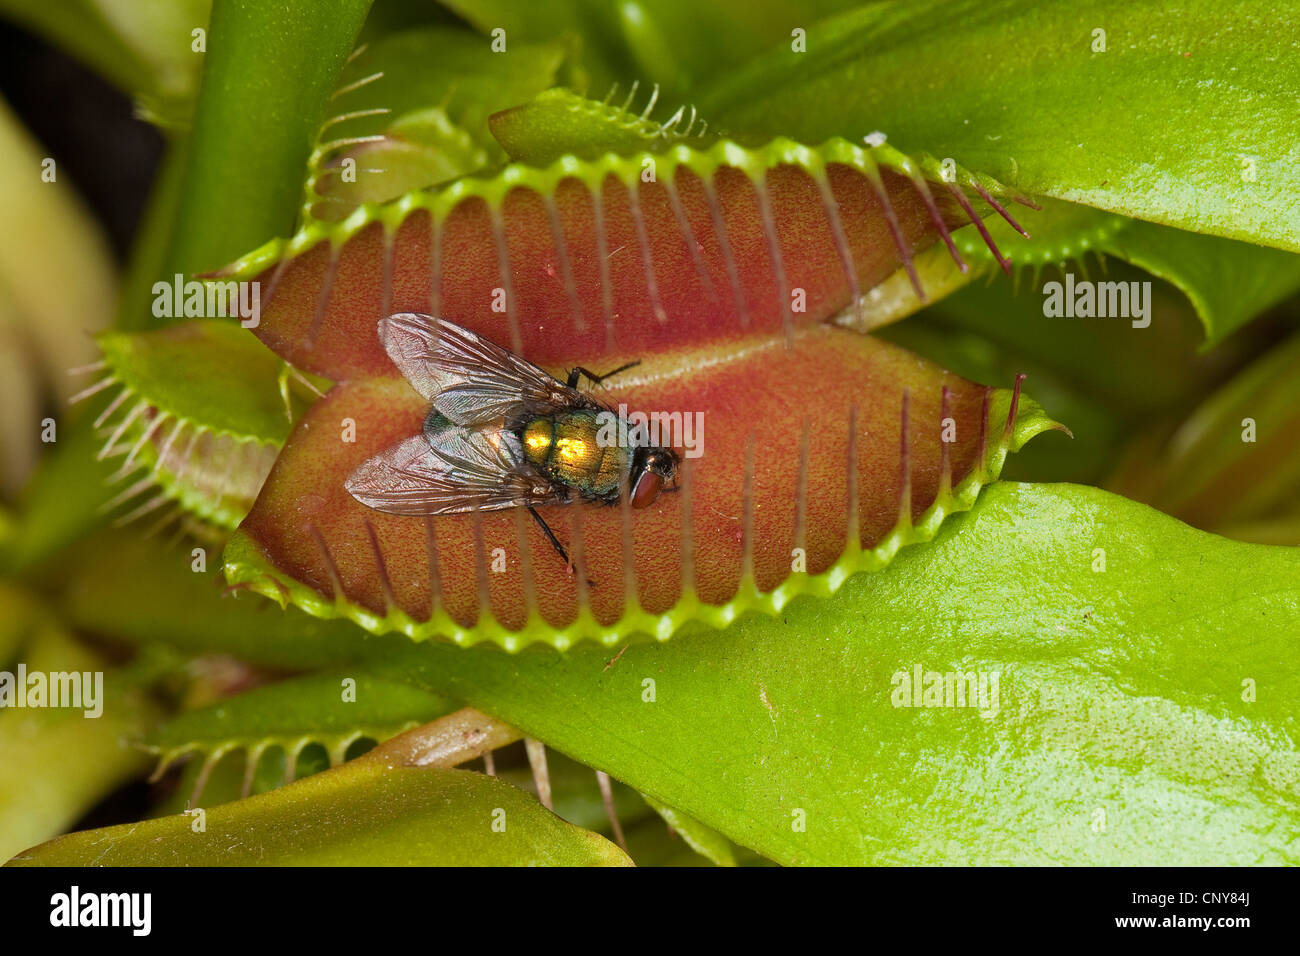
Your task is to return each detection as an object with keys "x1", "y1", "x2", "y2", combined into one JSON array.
[
  {"x1": 527, "y1": 506, "x2": 595, "y2": 588},
  {"x1": 566, "y1": 360, "x2": 640, "y2": 389}
]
